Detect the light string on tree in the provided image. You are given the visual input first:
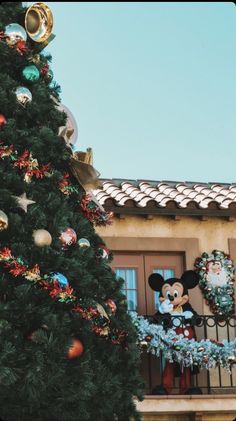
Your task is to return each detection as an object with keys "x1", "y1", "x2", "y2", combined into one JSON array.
[
  {"x1": 131, "y1": 312, "x2": 236, "y2": 371},
  {"x1": 0, "y1": 247, "x2": 126, "y2": 346}
]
